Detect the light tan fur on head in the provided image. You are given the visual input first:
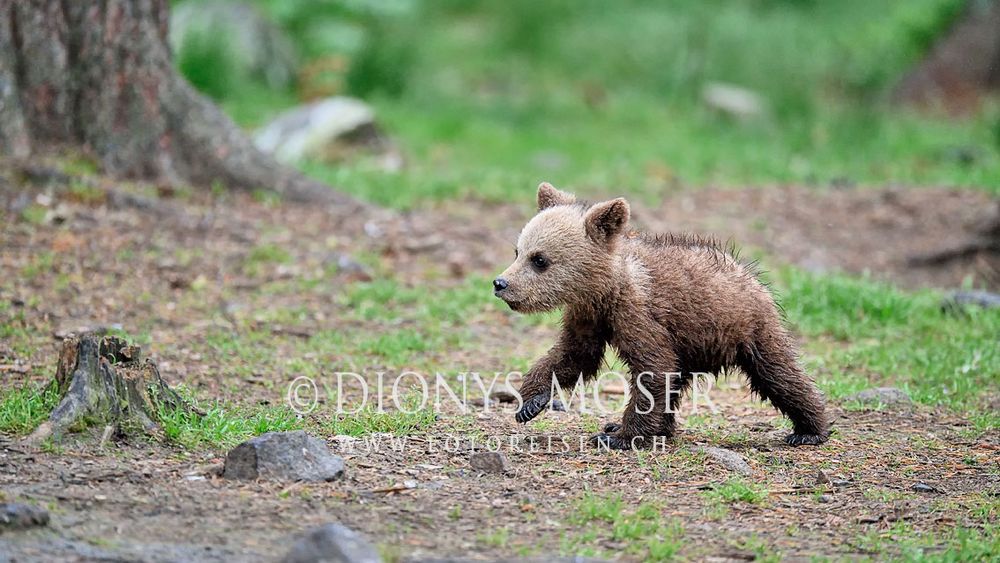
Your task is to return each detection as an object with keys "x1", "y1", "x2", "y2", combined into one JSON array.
[{"x1": 495, "y1": 183, "x2": 630, "y2": 313}]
